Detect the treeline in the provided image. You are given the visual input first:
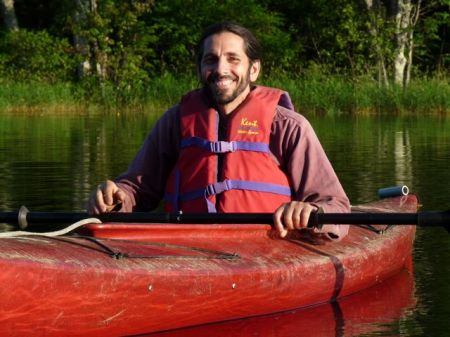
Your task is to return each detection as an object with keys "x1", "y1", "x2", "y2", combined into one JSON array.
[{"x1": 0, "y1": 0, "x2": 449, "y2": 108}]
